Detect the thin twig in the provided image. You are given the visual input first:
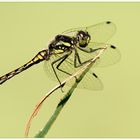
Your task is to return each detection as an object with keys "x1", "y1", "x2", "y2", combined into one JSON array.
[{"x1": 25, "y1": 47, "x2": 107, "y2": 137}]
